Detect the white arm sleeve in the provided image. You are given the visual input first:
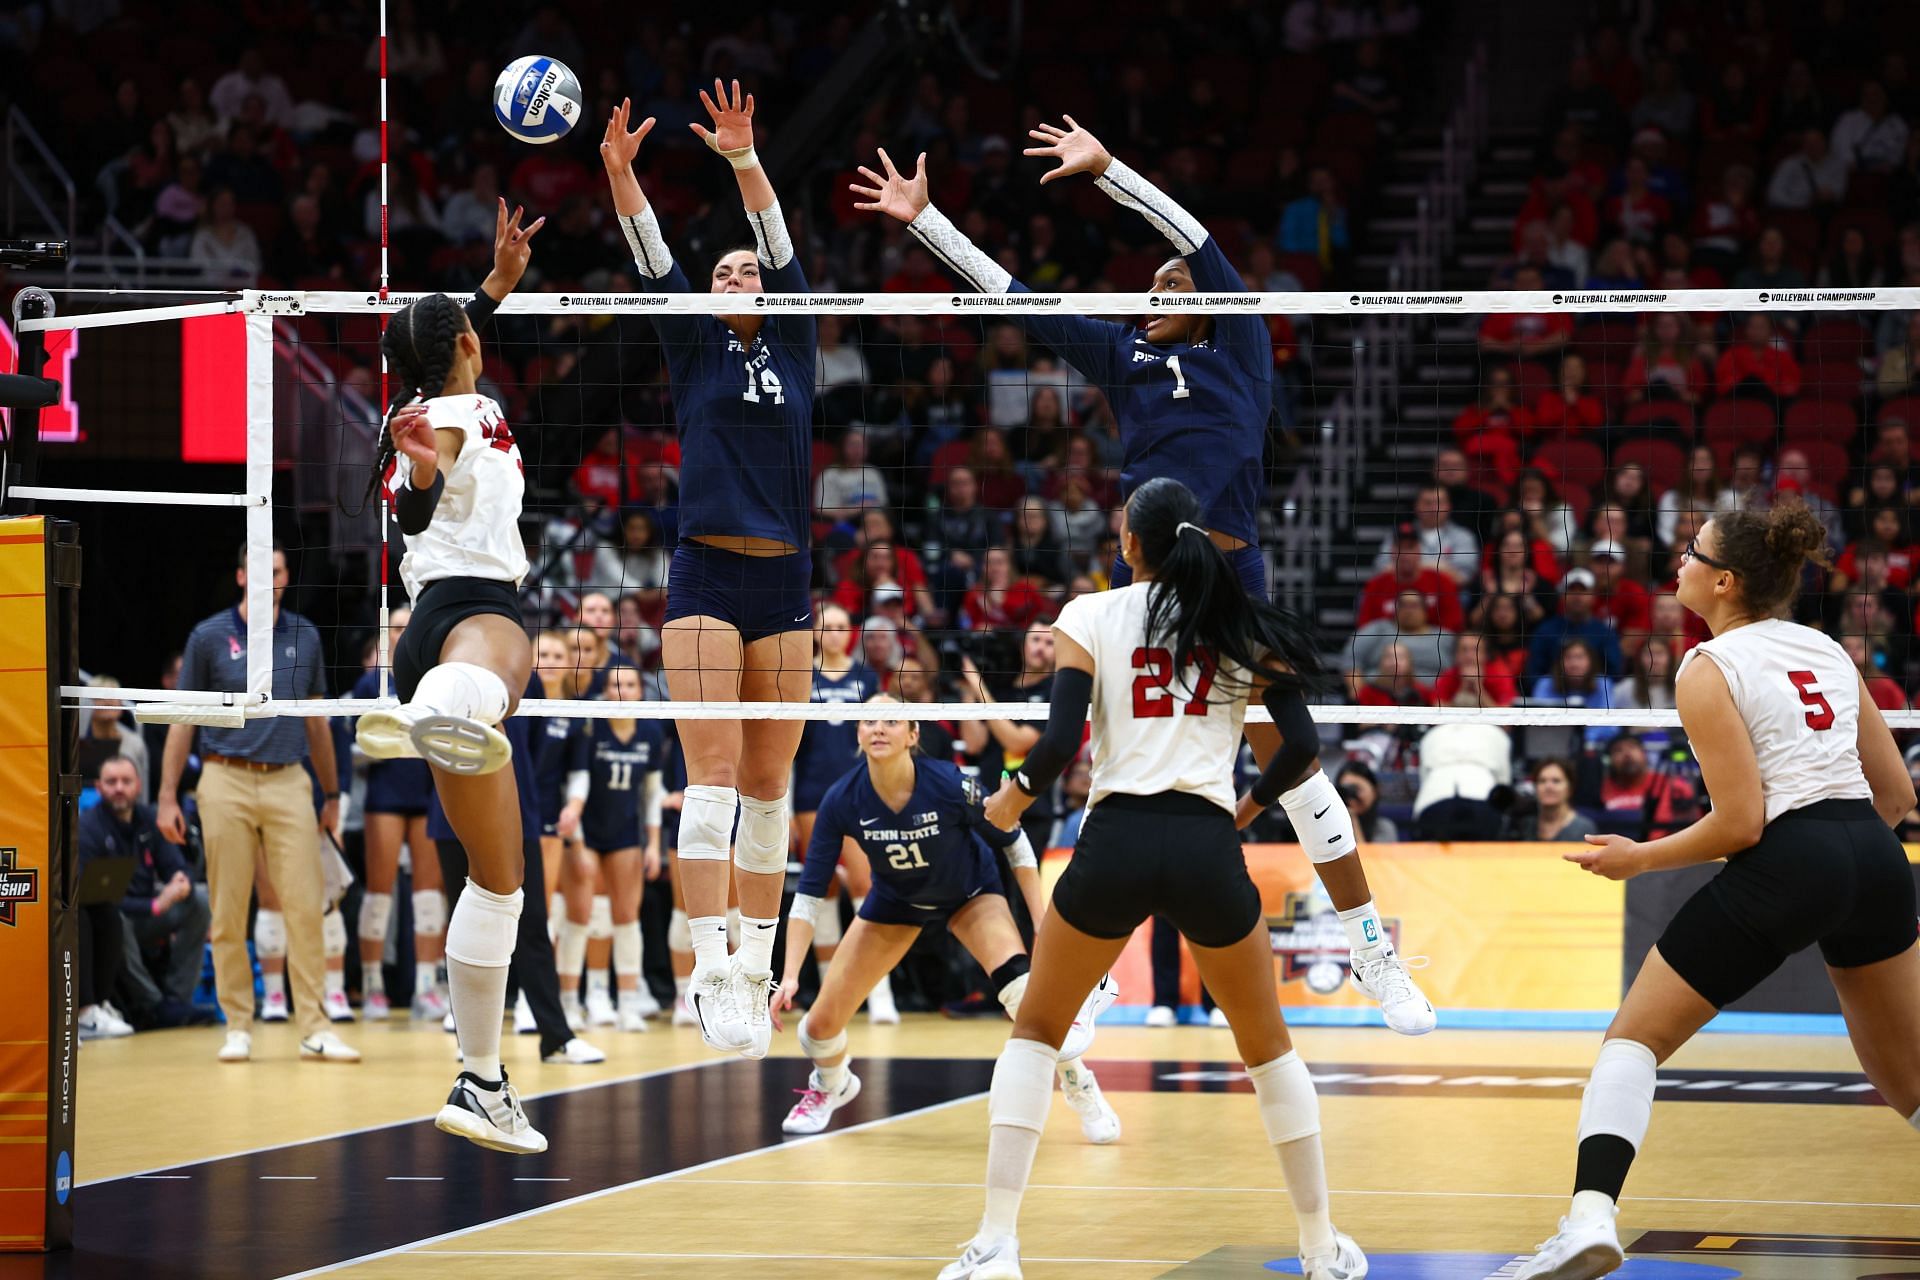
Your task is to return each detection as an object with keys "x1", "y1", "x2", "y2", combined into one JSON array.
[
  {"x1": 1094, "y1": 156, "x2": 1206, "y2": 255},
  {"x1": 908, "y1": 203, "x2": 1012, "y2": 295},
  {"x1": 747, "y1": 198, "x2": 795, "y2": 269},
  {"x1": 1006, "y1": 831, "x2": 1038, "y2": 871},
  {"x1": 565, "y1": 769, "x2": 590, "y2": 803},
  {"x1": 642, "y1": 770, "x2": 663, "y2": 828},
  {"x1": 788, "y1": 893, "x2": 823, "y2": 927},
  {"x1": 618, "y1": 206, "x2": 675, "y2": 279}
]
